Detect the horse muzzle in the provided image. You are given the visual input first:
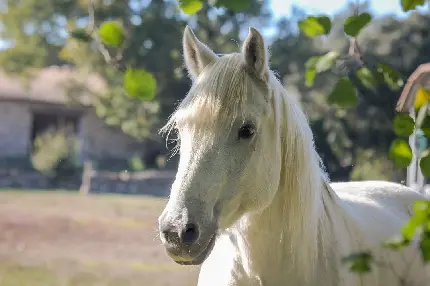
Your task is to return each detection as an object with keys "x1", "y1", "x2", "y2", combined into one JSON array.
[{"x1": 158, "y1": 215, "x2": 218, "y2": 265}]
